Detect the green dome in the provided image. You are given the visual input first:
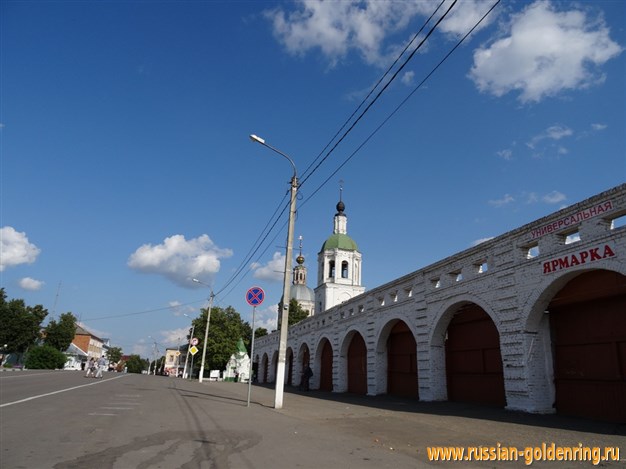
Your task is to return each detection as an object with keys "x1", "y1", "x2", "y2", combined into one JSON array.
[{"x1": 321, "y1": 233, "x2": 358, "y2": 252}]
